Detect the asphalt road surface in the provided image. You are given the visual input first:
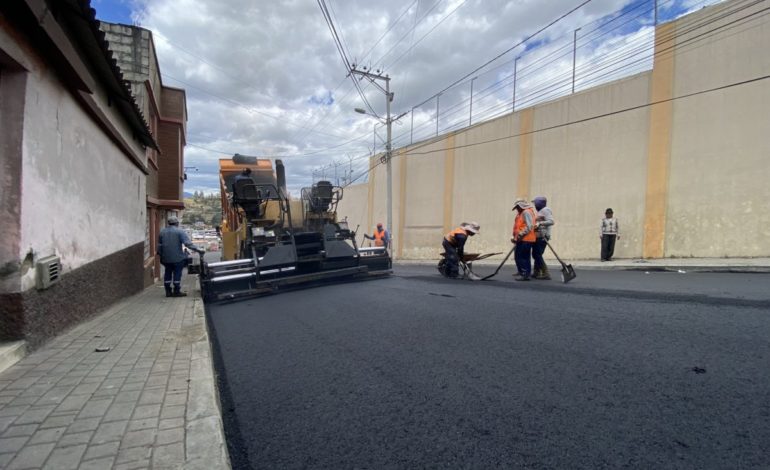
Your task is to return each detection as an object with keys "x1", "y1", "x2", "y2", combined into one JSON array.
[{"x1": 205, "y1": 264, "x2": 770, "y2": 469}]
